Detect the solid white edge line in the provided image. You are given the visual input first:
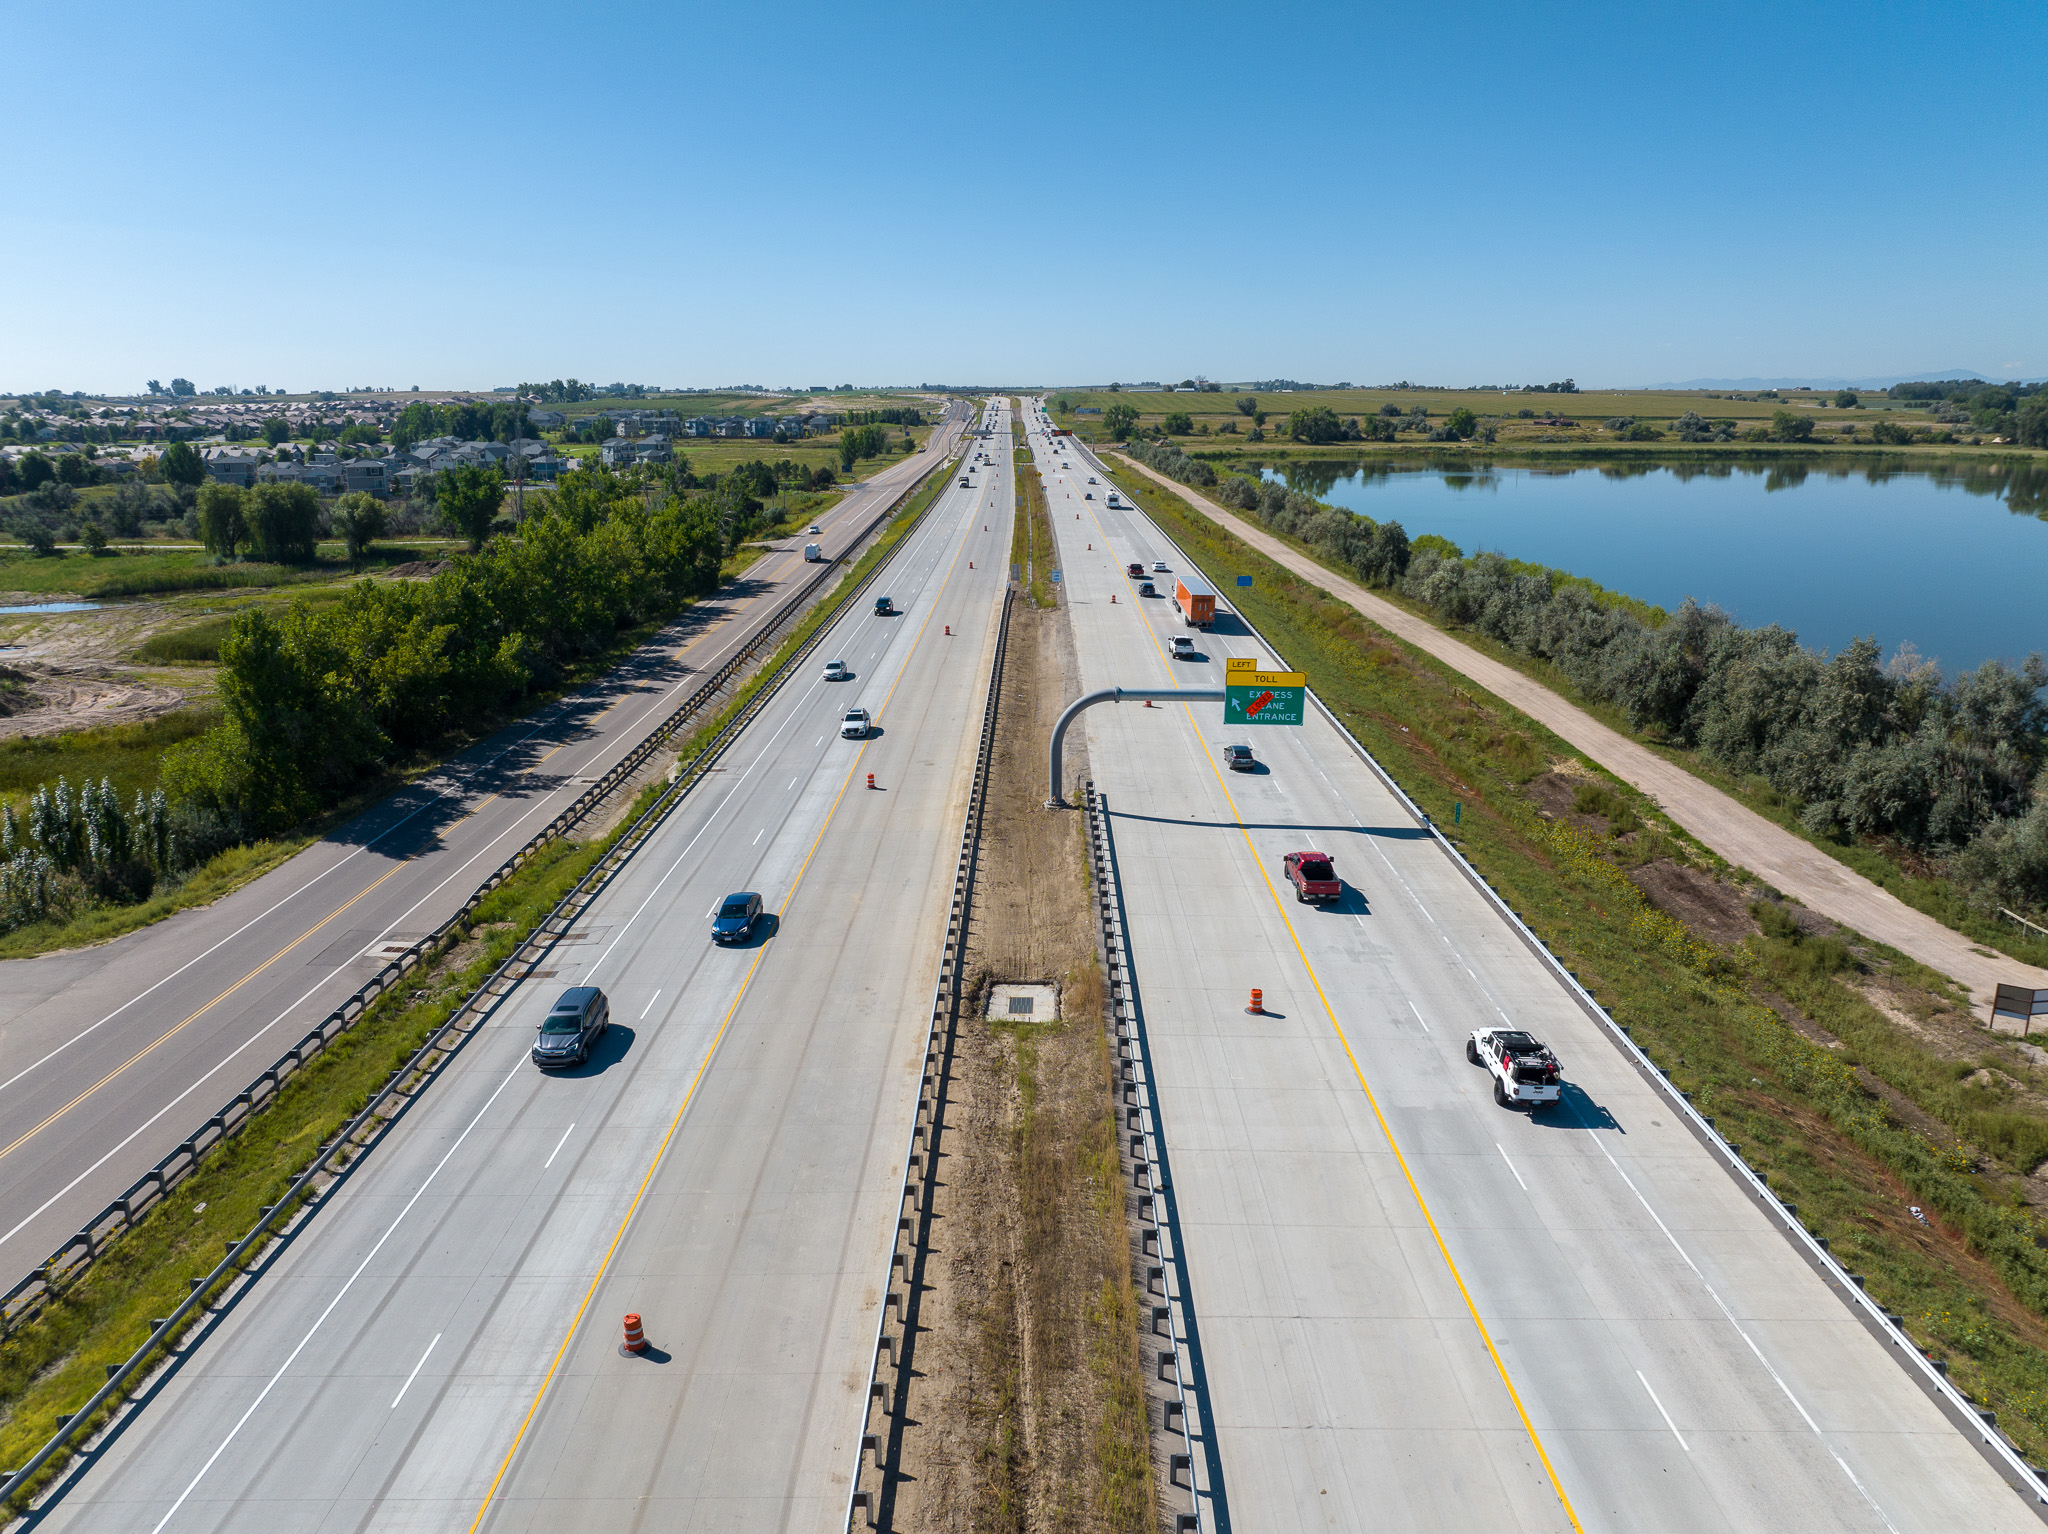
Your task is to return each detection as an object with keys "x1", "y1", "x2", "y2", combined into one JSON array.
[
  {"x1": 391, "y1": 1333, "x2": 441, "y2": 1412},
  {"x1": 148, "y1": 1062, "x2": 525, "y2": 1534}
]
